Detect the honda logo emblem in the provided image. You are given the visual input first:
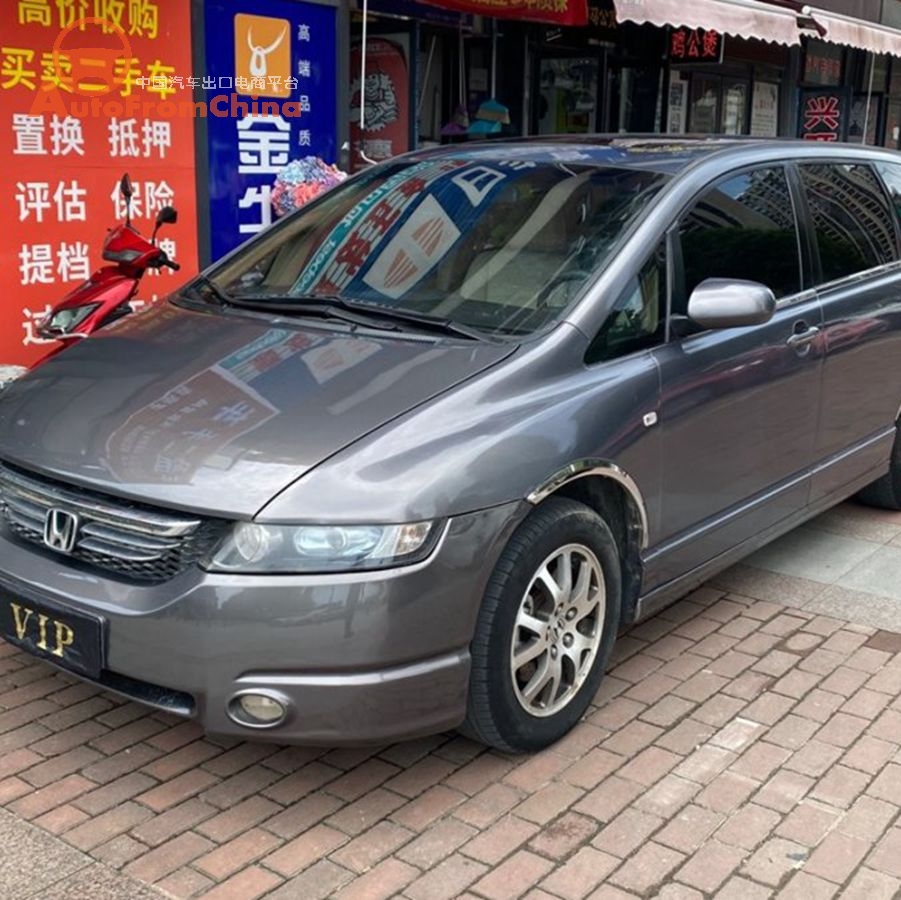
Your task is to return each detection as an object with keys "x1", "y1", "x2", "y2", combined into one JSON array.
[{"x1": 43, "y1": 508, "x2": 79, "y2": 554}]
